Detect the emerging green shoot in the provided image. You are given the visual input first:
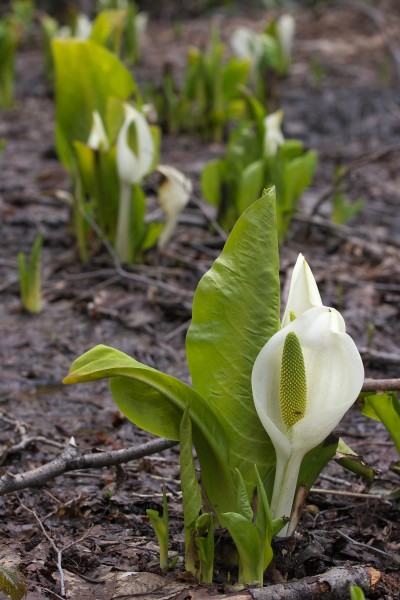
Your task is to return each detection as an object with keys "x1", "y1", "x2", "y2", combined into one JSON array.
[
  {"x1": 0, "y1": 565, "x2": 26, "y2": 600},
  {"x1": 18, "y1": 235, "x2": 43, "y2": 314},
  {"x1": 146, "y1": 487, "x2": 169, "y2": 570}
]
